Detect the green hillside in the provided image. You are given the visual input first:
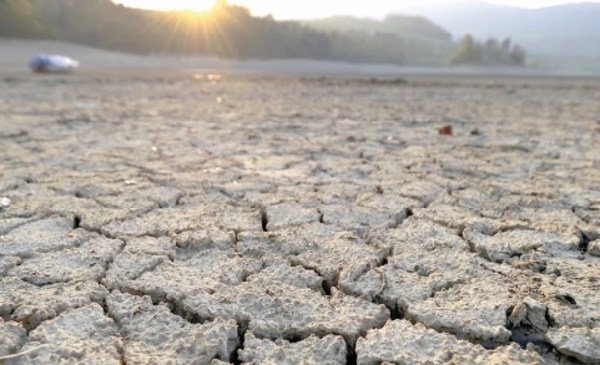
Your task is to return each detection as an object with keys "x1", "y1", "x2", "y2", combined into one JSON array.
[
  {"x1": 303, "y1": 15, "x2": 452, "y2": 43},
  {"x1": 0, "y1": 0, "x2": 526, "y2": 67}
]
